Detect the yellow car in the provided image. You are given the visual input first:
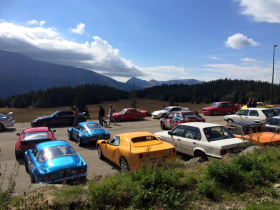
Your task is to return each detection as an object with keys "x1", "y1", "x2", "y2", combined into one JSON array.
[
  {"x1": 96, "y1": 131, "x2": 176, "y2": 172},
  {"x1": 242, "y1": 102, "x2": 273, "y2": 108}
]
